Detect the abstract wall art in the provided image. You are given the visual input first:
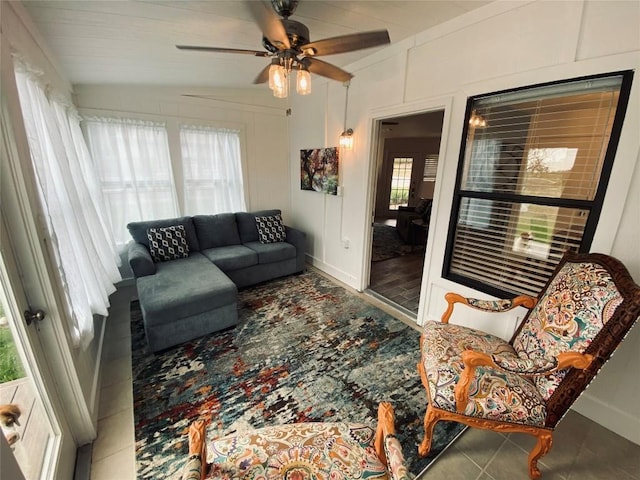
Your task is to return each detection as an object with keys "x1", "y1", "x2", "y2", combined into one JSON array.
[{"x1": 300, "y1": 147, "x2": 339, "y2": 195}]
